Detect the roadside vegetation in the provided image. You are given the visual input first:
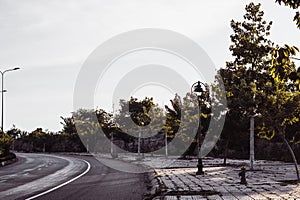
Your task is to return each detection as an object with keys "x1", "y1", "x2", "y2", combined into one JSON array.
[{"x1": 1, "y1": 1, "x2": 299, "y2": 178}]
